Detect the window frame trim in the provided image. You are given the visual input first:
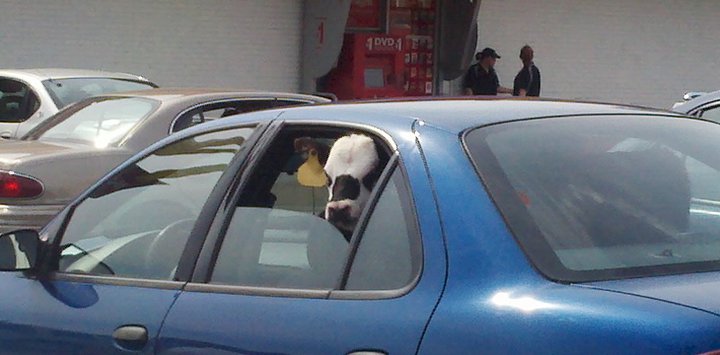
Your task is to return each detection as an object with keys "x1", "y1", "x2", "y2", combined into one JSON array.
[{"x1": 48, "y1": 272, "x2": 185, "y2": 290}]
